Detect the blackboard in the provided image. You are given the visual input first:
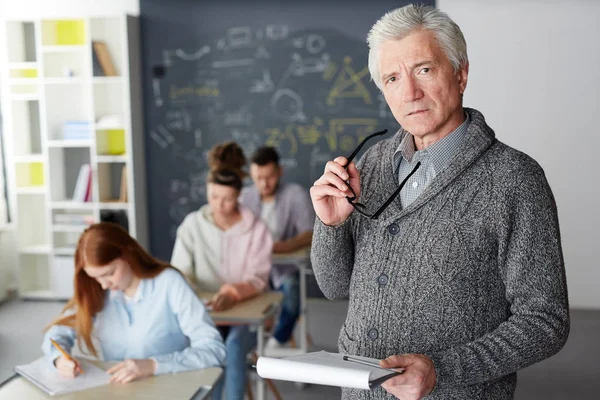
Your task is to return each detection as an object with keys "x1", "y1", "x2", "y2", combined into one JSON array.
[{"x1": 140, "y1": 0, "x2": 435, "y2": 266}]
